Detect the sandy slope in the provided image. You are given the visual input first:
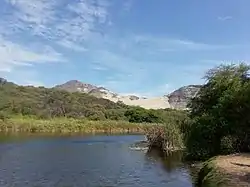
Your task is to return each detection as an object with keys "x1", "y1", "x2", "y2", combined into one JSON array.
[
  {"x1": 102, "y1": 94, "x2": 171, "y2": 109},
  {"x1": 120, "y1": 96, "x2": 170, "y2": 109}
]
